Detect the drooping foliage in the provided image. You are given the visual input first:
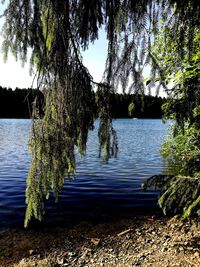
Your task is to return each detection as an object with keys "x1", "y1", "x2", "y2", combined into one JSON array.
[
  {"x1": 144, "y1": 4, "x2": 200, "y2": 222},
  {"x1": 144, "y1": 175, "x2": 200, "y2": 225},
  {"x1": 1, "y1": 0, "x2": 199, "y2": 226},
  {"x1": 1, "y1": 0, "x2": 119, "y2": 226}
]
